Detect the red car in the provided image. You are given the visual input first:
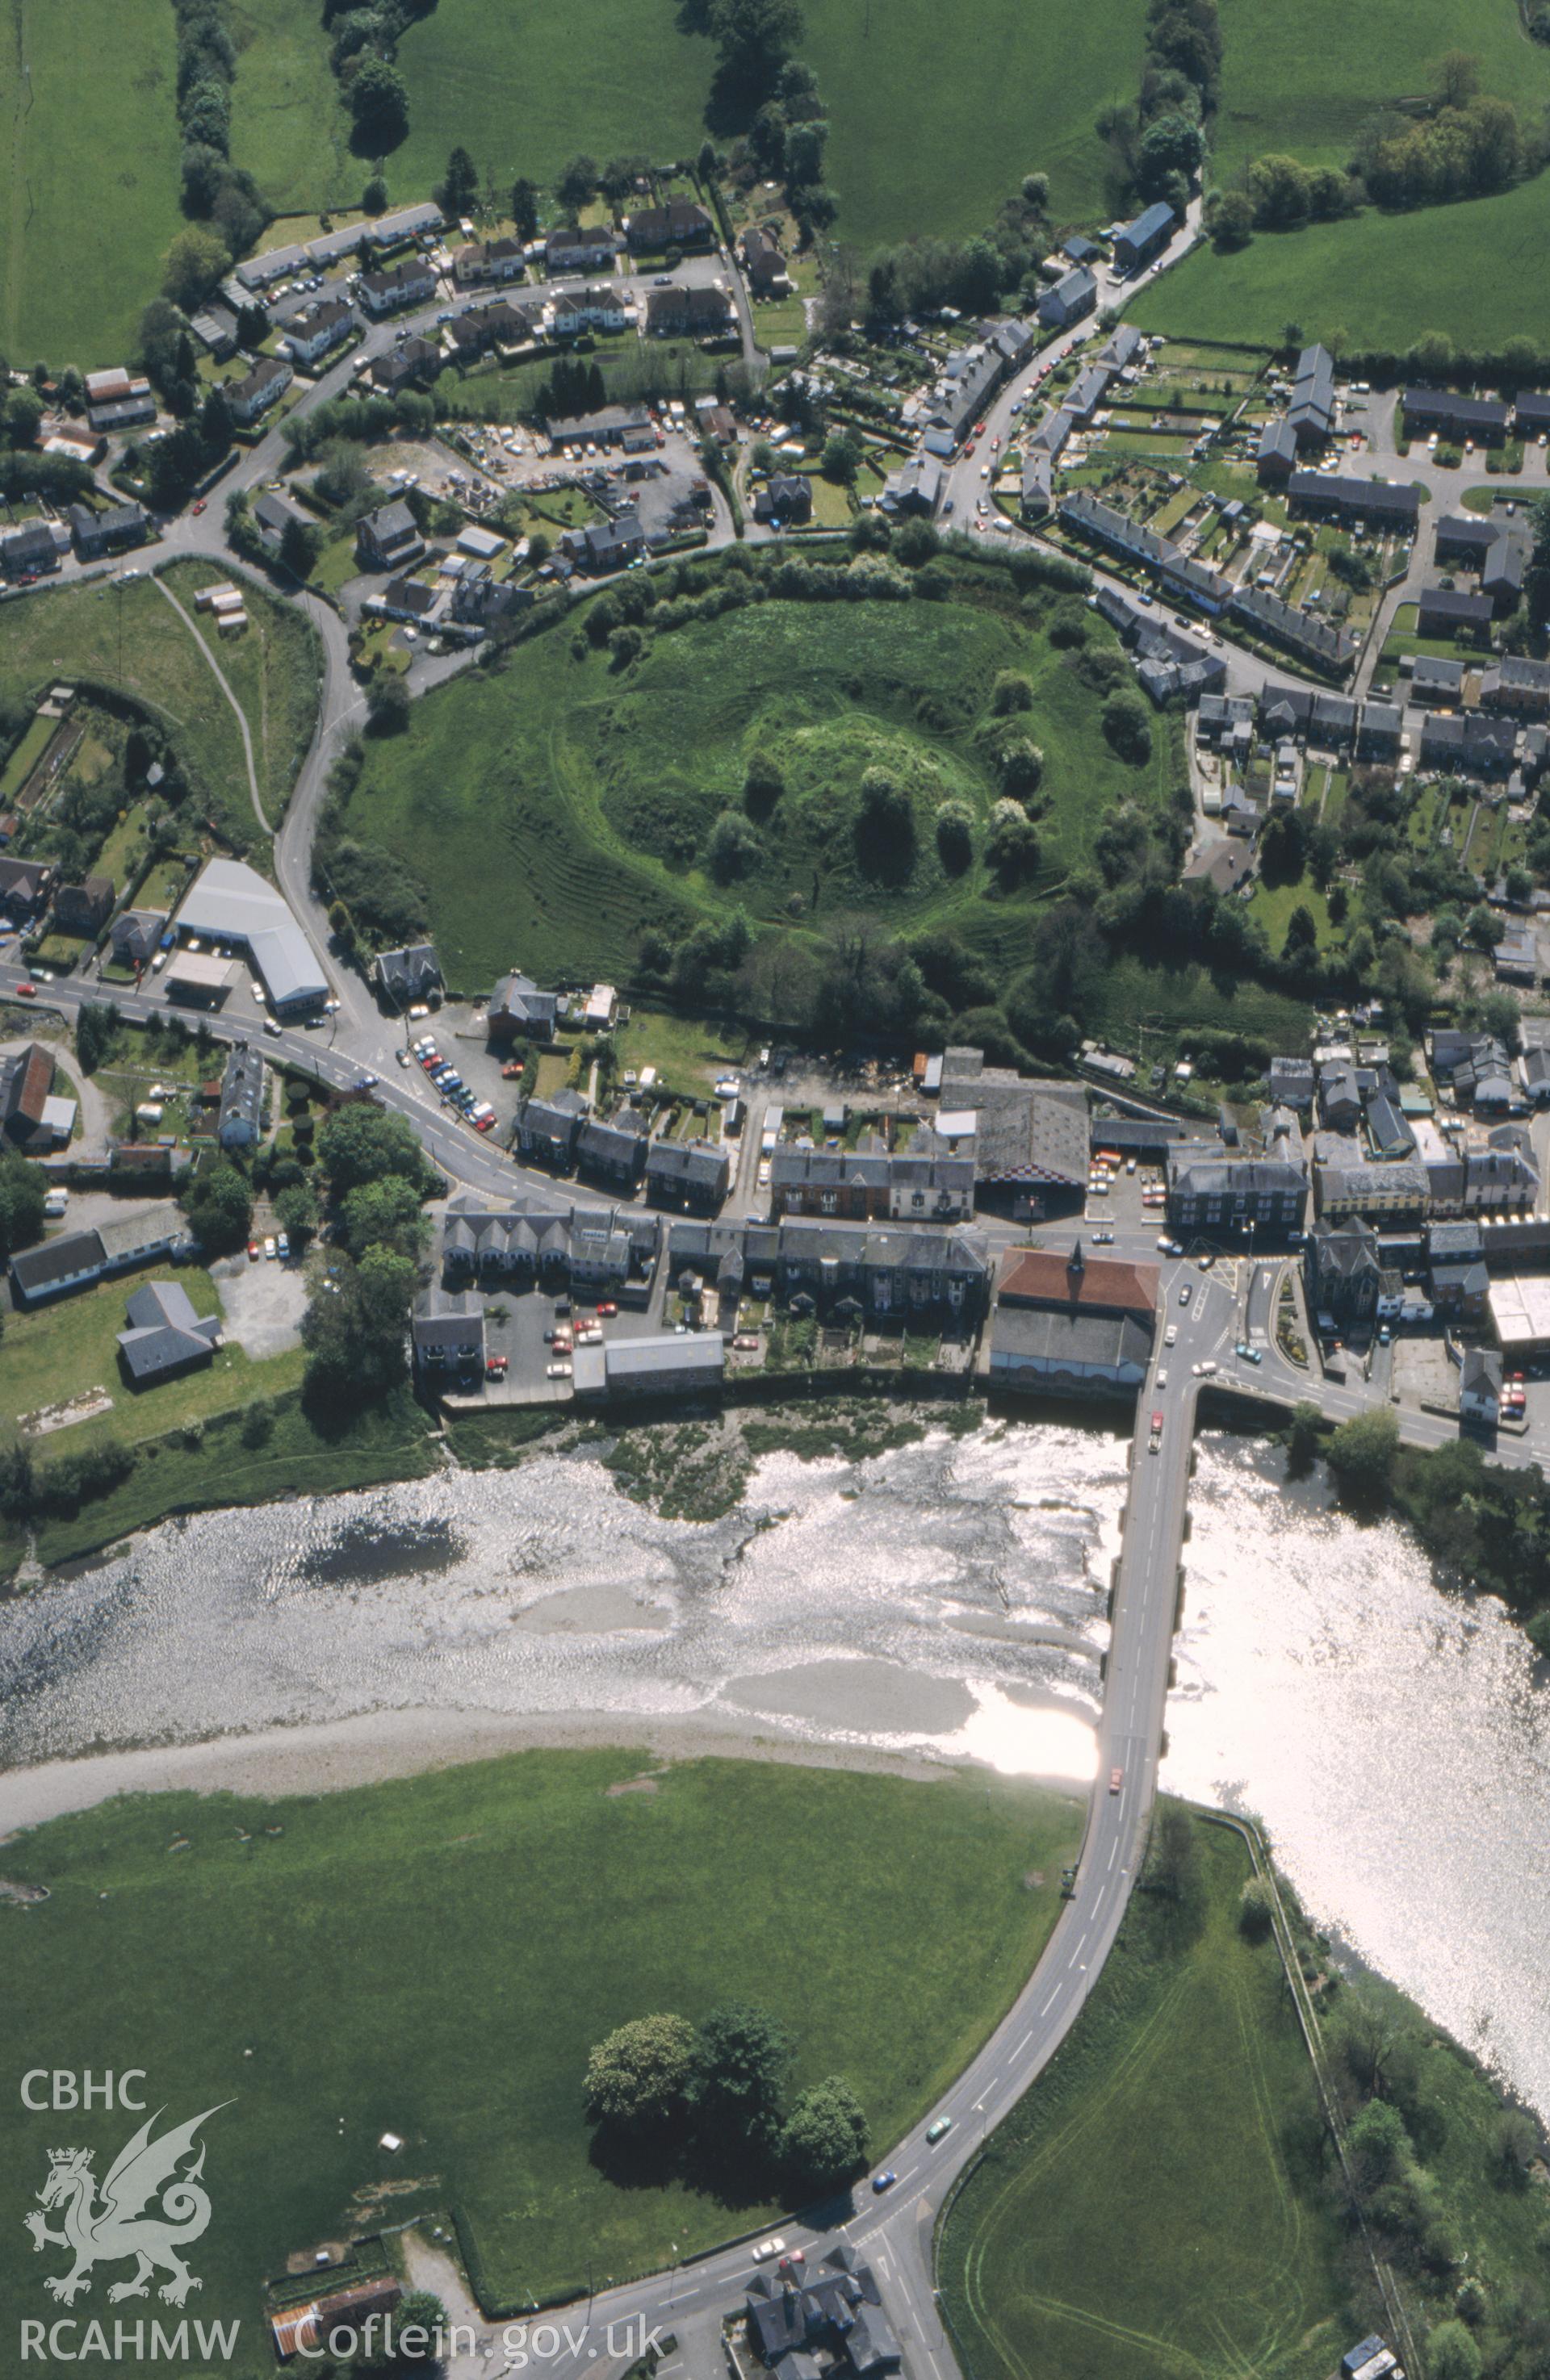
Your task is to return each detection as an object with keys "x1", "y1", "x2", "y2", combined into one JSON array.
[
  {"x1": 485, "y1": 1354, "x2": 509, "y2": 1377},
  {"x1": 596, "y1": 1301, "x2": 618, "y2": 1317},
  {"x1": 501, "y1": 1060, "x2": 525, "y2": 1078},
  {"x1": 1109, "y1": 1767, "x2": 1124, "y2": 1794},
  {"x1": 963, "y1": 440, "x2": 977, "y2": 458},
  {"x1": 248, "y1": 1240, "x2": 261, "y2": 1262},
  {"x1": 474, "y1": 1113, "x2": 495, "y2": 1131},
  {"x1": 191, "y1": 499, "x2": 206, "y2": 515},
  {"x1": 15, "y1": 981, "x2": 36, "y2": 997},
  {"x1": 974, "y1": 420, "x2": 987, "y2": 435}
]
